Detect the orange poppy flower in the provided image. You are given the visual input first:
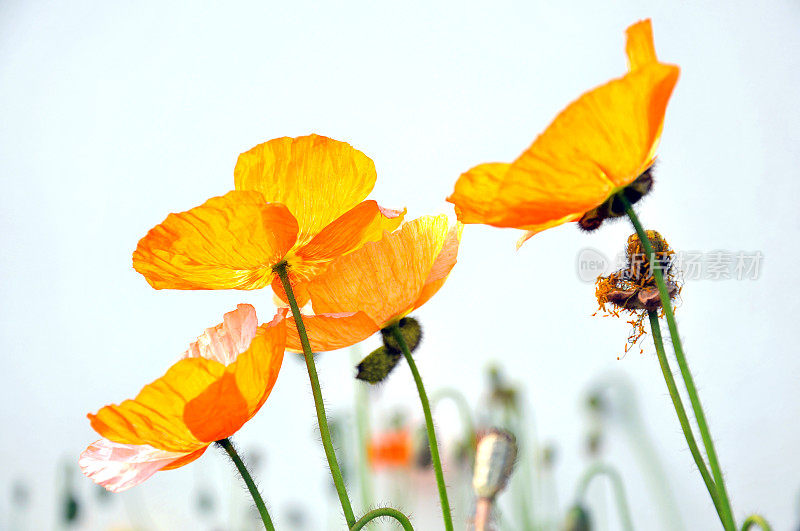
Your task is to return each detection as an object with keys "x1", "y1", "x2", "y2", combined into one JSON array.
[
  {"x1": 133, "y1": 134, "x2": 405, "y2": 305},
  {"x1": 79, "y1": 304, "x2": 285, "y2": 492},
  {"x1": 368, "y1": 429, "x2": 413, "y2": 469},
  {"x1": 446, "y1": 19, "x2": 679, "y2": 247},
  {"x1": 284, "y1": 215, "x2": 462, "y2": 352}
]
